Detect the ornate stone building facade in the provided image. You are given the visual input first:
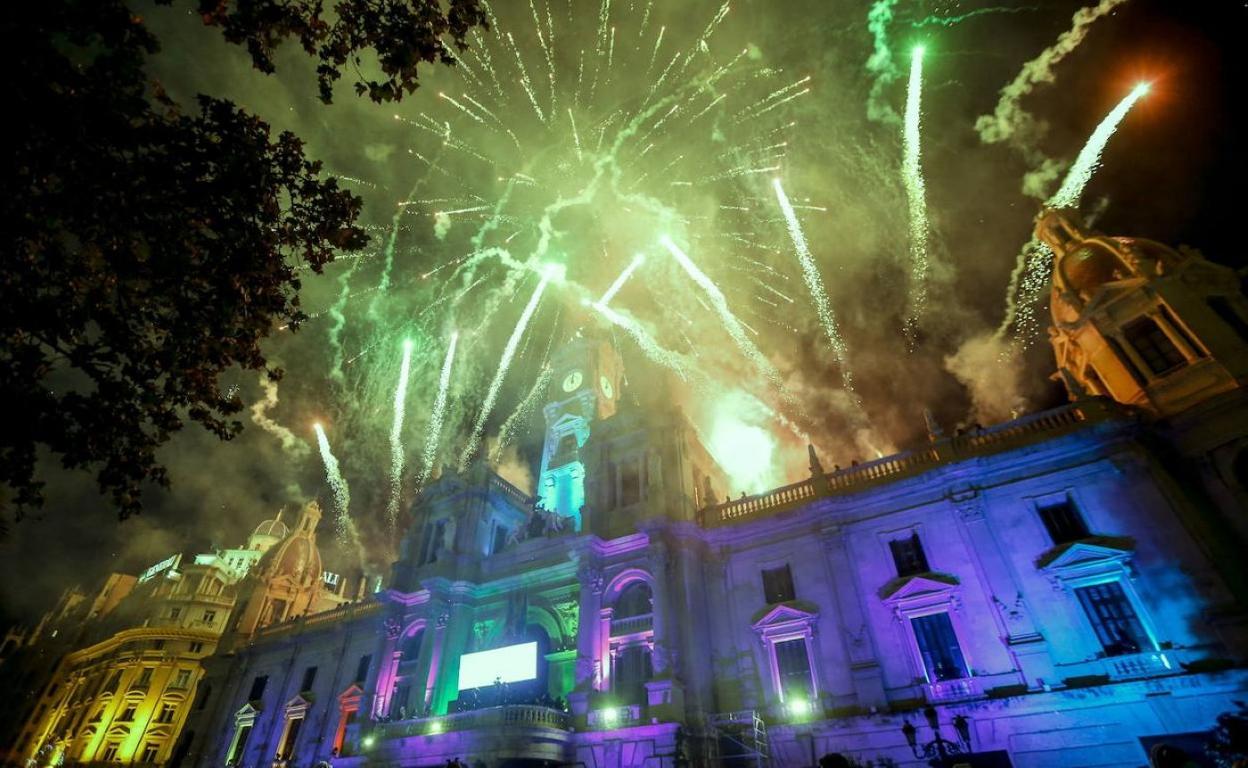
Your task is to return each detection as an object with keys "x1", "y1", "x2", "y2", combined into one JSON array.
[
  {"x1": 19, "y1": 211, "x2": 1248, "y2": 767},
  {"x1": 173, "y1": 212, "x2": 1248, "y2": 768},
  {"x1": 5, "y1": 503, "x2": 364, "y2": 768}
]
